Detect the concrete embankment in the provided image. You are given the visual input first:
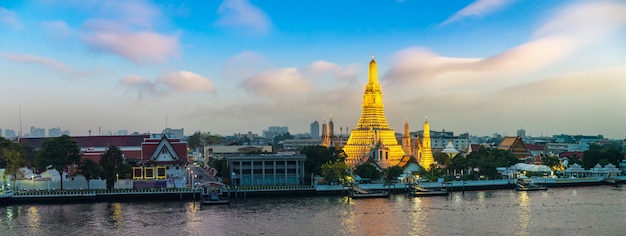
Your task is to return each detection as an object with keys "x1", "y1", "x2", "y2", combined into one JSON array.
[{"x1": 5, "y1": 189, "x2": 198, "y2": 204}]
